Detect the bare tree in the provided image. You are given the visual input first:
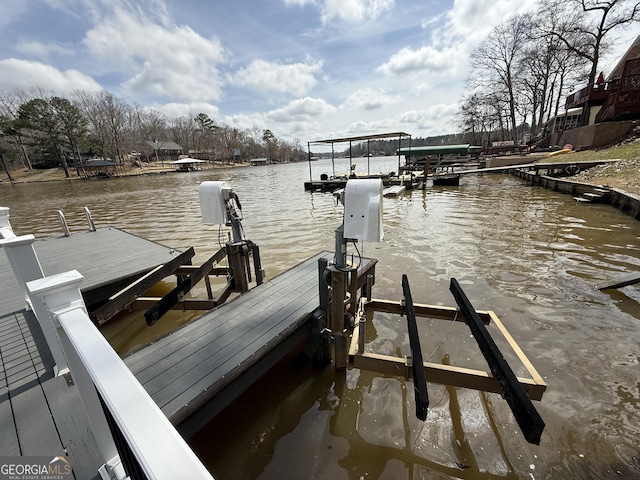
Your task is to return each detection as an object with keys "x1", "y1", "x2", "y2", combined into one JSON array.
[
  {"x1": 540, "y1": 0, "x2": 640, "y2": 84},
  {"x1": 75, "y1": 91, "x2": 129, "y2": 162},
  {"x1": 470, "y1": 14, "x2": 533, "y2": 143},
  {"x1": 169, "y1": 116, "x2": 196, "y2": 157}
]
